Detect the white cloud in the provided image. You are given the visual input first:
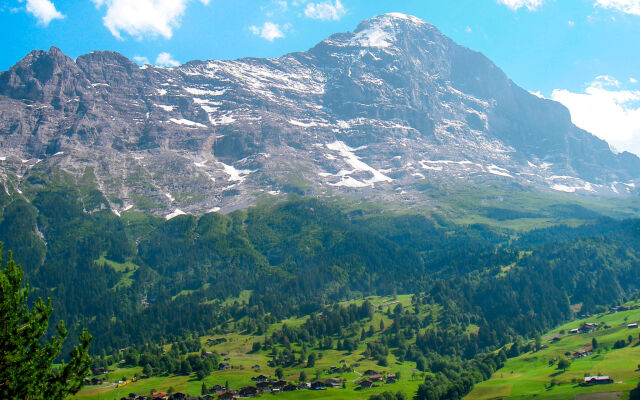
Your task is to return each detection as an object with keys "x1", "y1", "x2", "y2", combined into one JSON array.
[
  {"x1": 304, "y1": 0, "x2": 346, "y2": 20},
  {"x1": 496, "y1": 0, "x2": 544, "y2": 11},
  {"x1": 155, "y1": 52, "x2": 180, "y2": 67},
  {"x1": 91, "y1": 0, "x2": 209, "y2": 39},
  {"x1": 568, "y1": 20, "x2": 575, "y2": 26},
  {"x1": 465, "y1": 26, "x2": 473, "y2": 33},
  {"x1": 551, "y1": 76, "x2": 640, "y2": 156},
  {"x1": 24, "y1": 0, "x2": 64, "y2": 26},
  {"x1": 249, "y1": 22, "x2": 285, "y2": 41},
  {"x1": 631, "y1": 77, "x2": 638, "y2": 83},
  {"x1": 594, "y1": 0, "x2": 640, "y2": 15},
  {"x1": 133, "y1": 56, "x2": 150, "y2": 65}
]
